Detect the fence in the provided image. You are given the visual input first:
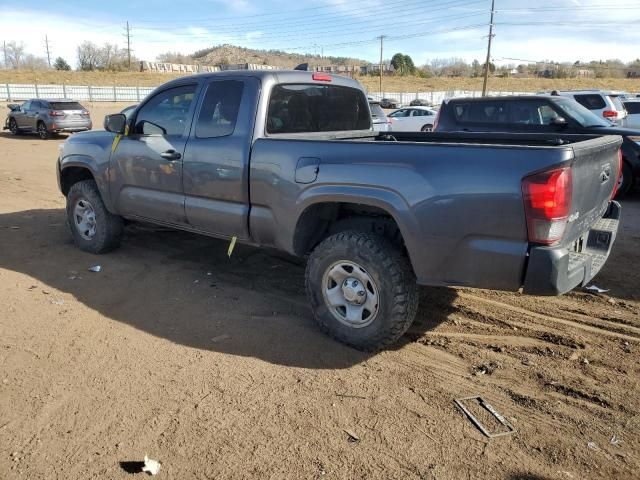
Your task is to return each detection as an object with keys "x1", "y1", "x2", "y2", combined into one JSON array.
[
  {"x1": 1, "y1": 83, "x2": 531, "y2": 104},
  {"x1": 1, "y1": 84, "x2": 156, "y2": 102}
]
